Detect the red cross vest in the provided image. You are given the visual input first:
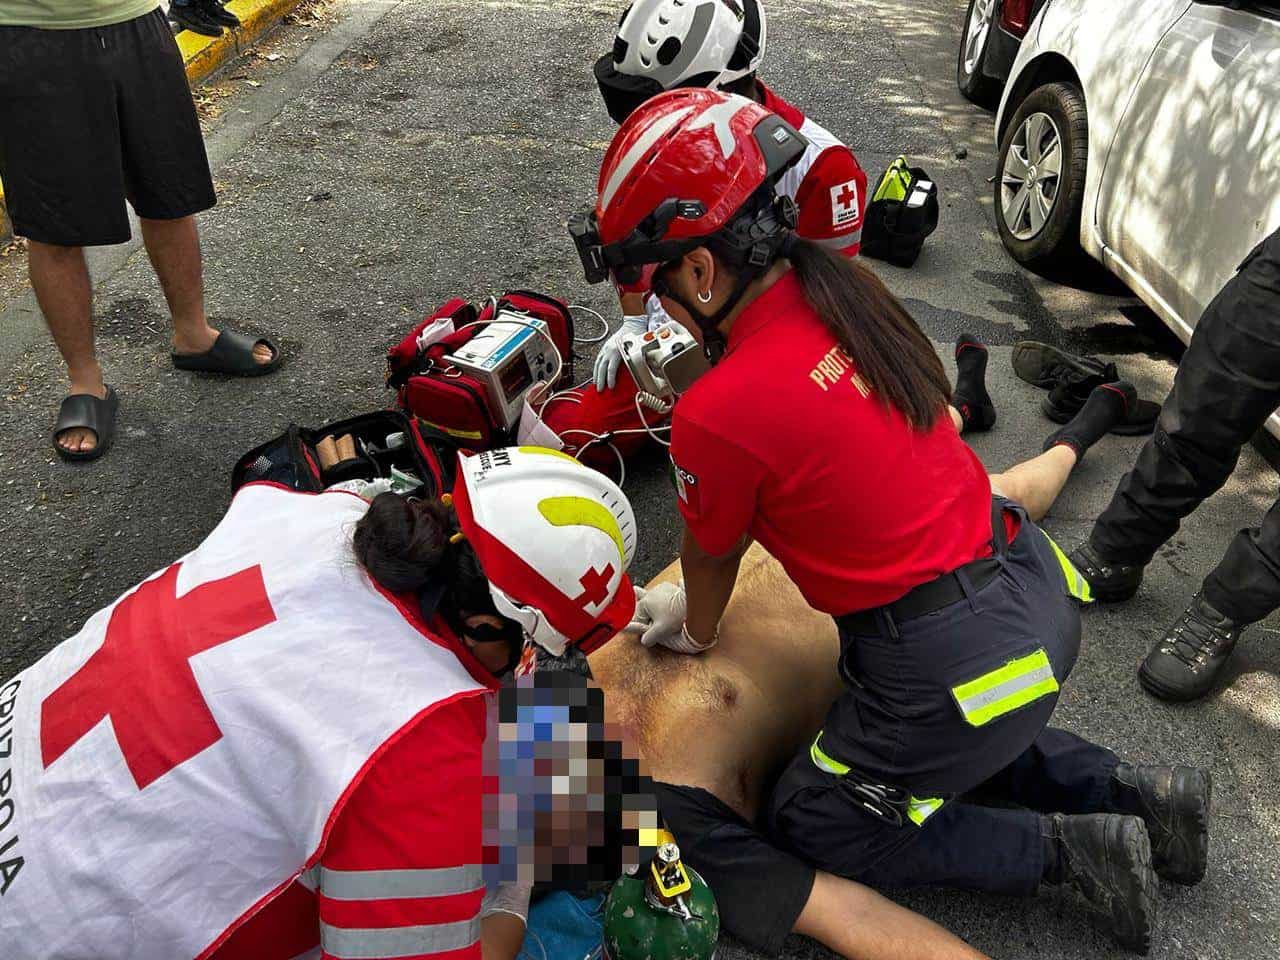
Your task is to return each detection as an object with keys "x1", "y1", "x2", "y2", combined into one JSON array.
[{"x1": 0, "y1": 484, "x2": 491, "y2": 958}]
